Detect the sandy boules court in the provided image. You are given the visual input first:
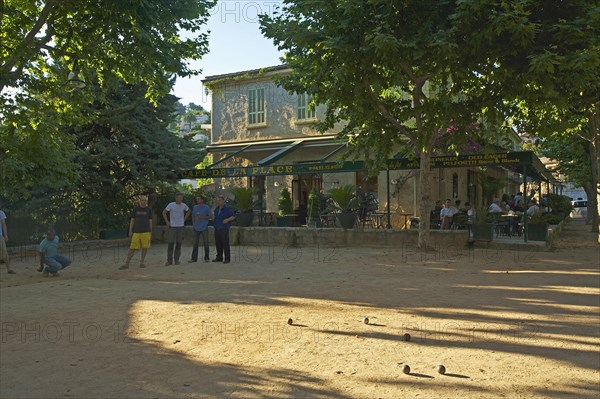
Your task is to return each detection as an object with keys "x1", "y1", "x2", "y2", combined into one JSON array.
[{"x1": 0, "y1": 220, "x2": 599, "y2": 398}]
